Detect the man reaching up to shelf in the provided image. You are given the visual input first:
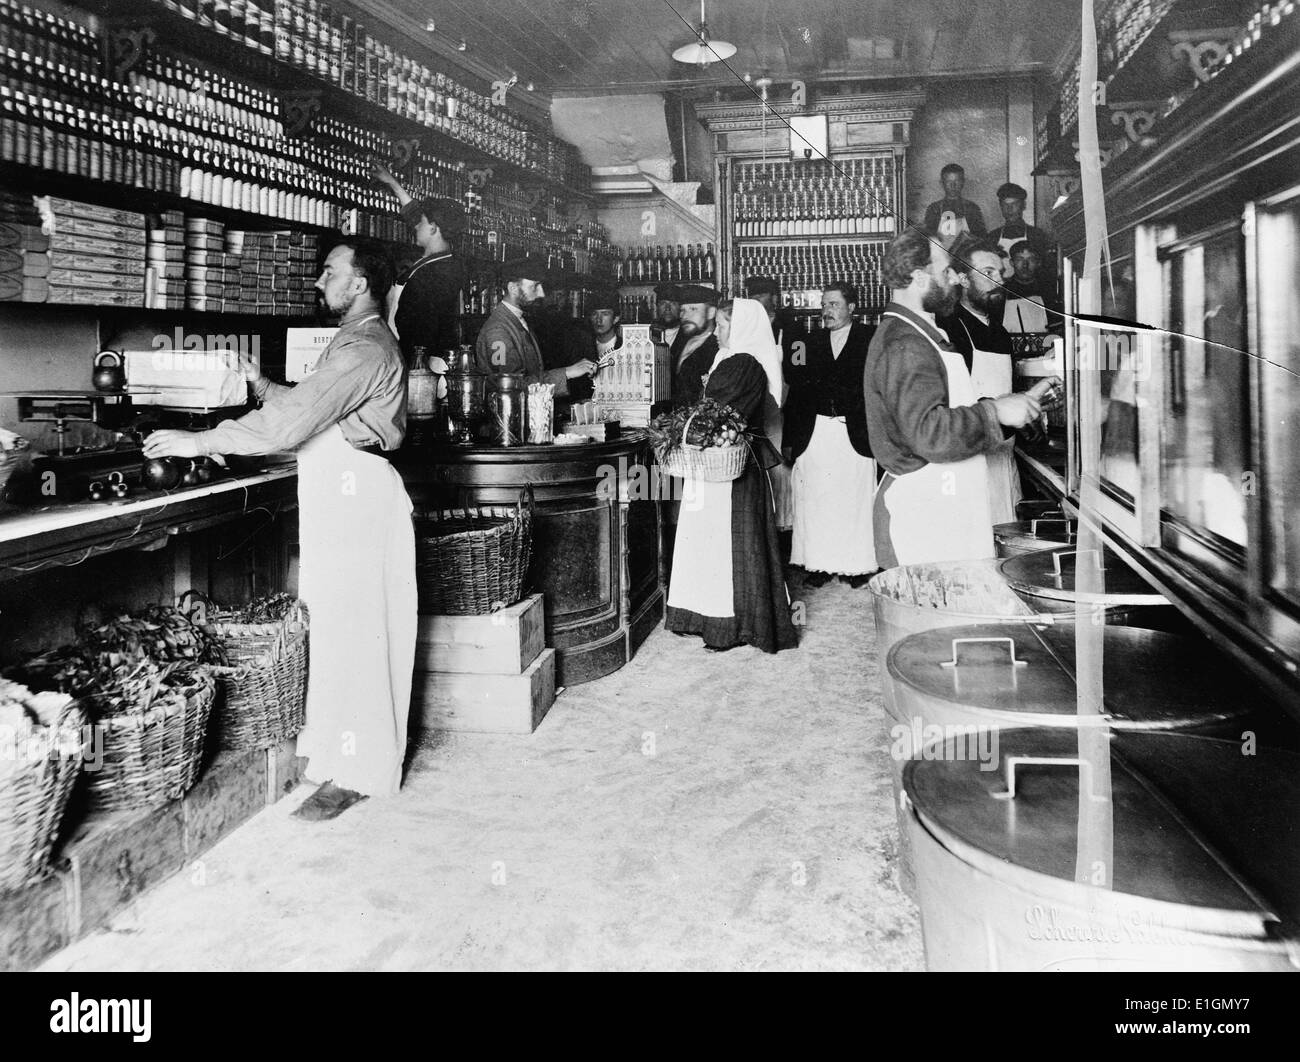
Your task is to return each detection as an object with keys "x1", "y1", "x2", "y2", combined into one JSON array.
[
  {"x1": 143, "y1": 238, "x2": 416, "y2": 822},
  {"x1": 372, "y1": 162, "x2": 468, "y2": 363}
]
